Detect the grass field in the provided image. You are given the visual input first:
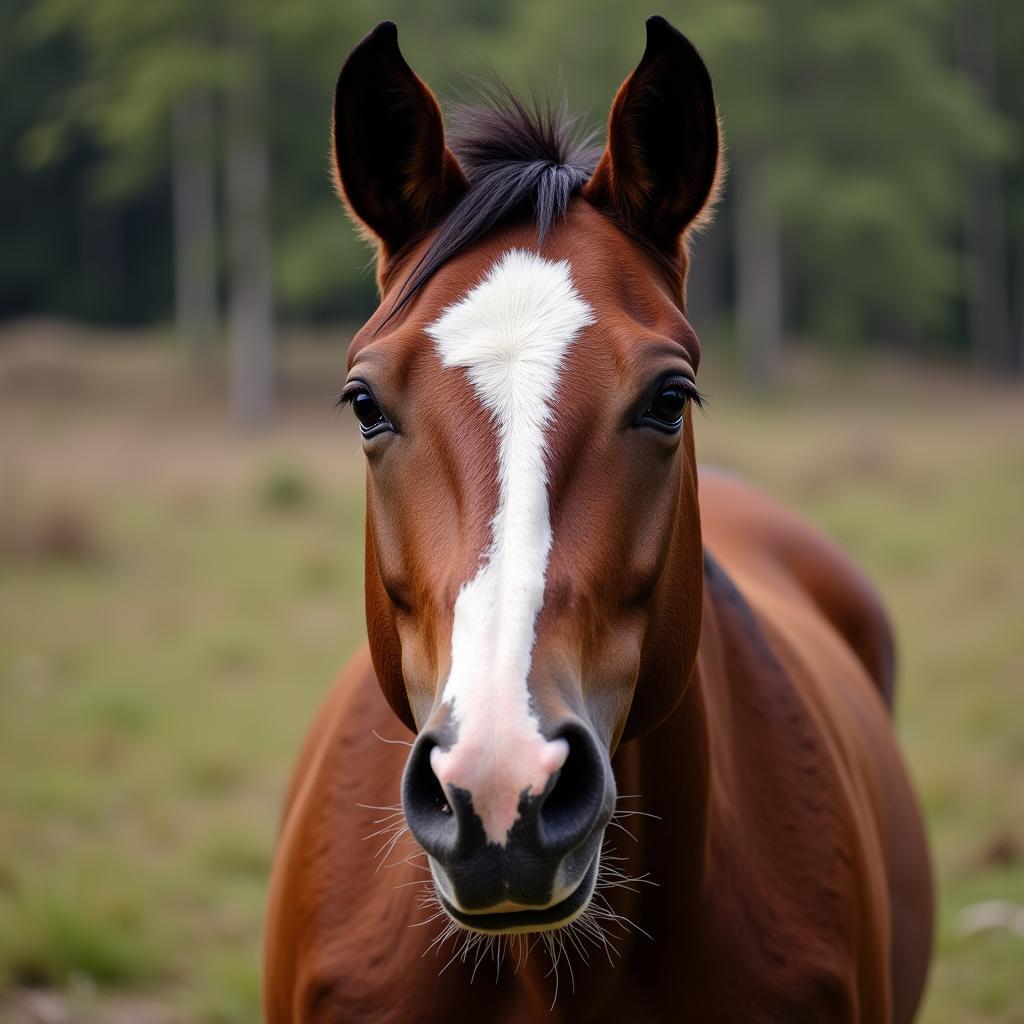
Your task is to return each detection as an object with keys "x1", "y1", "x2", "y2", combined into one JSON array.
[{"x1": 1, "y1": 322, "x2": 1021, "y2": 1023}]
